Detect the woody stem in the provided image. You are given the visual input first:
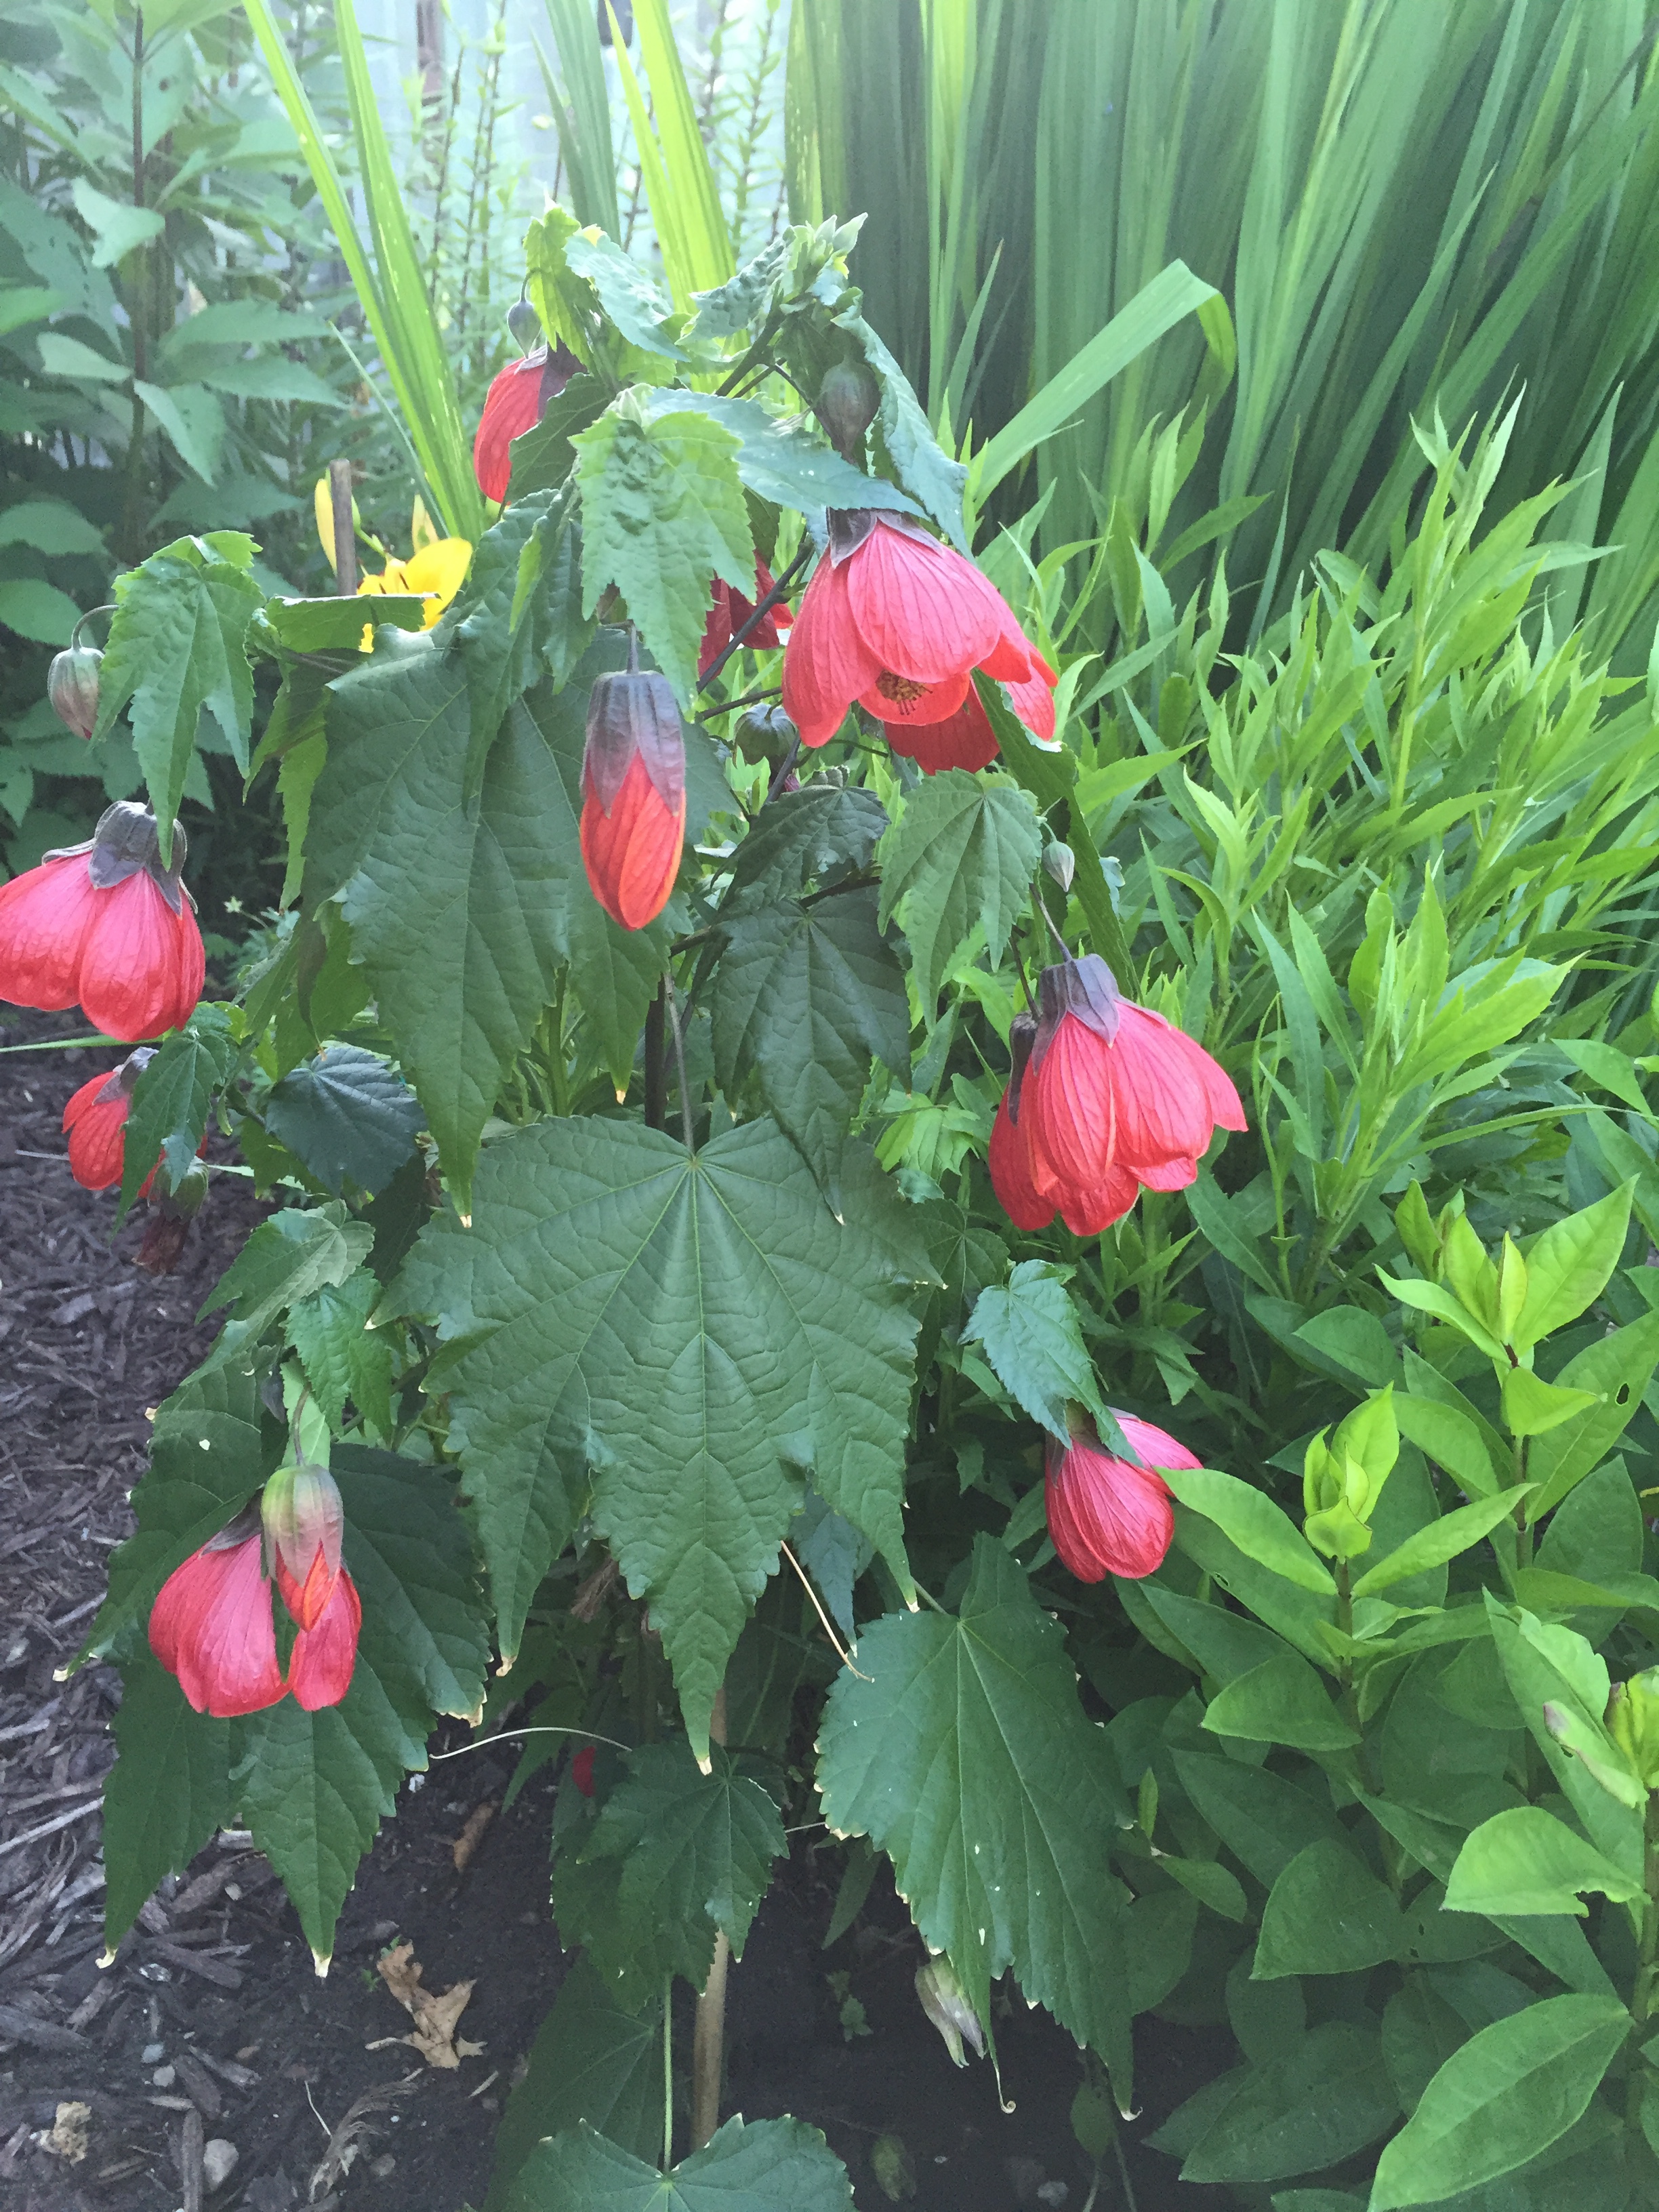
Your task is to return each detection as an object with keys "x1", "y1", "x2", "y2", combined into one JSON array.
[
  {"x1": 690, "y1": 1683, "x2": 730, "y2": 2150},
  {"x1": 697, "y1": 541, "x2": 812, "y2": 694}
]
